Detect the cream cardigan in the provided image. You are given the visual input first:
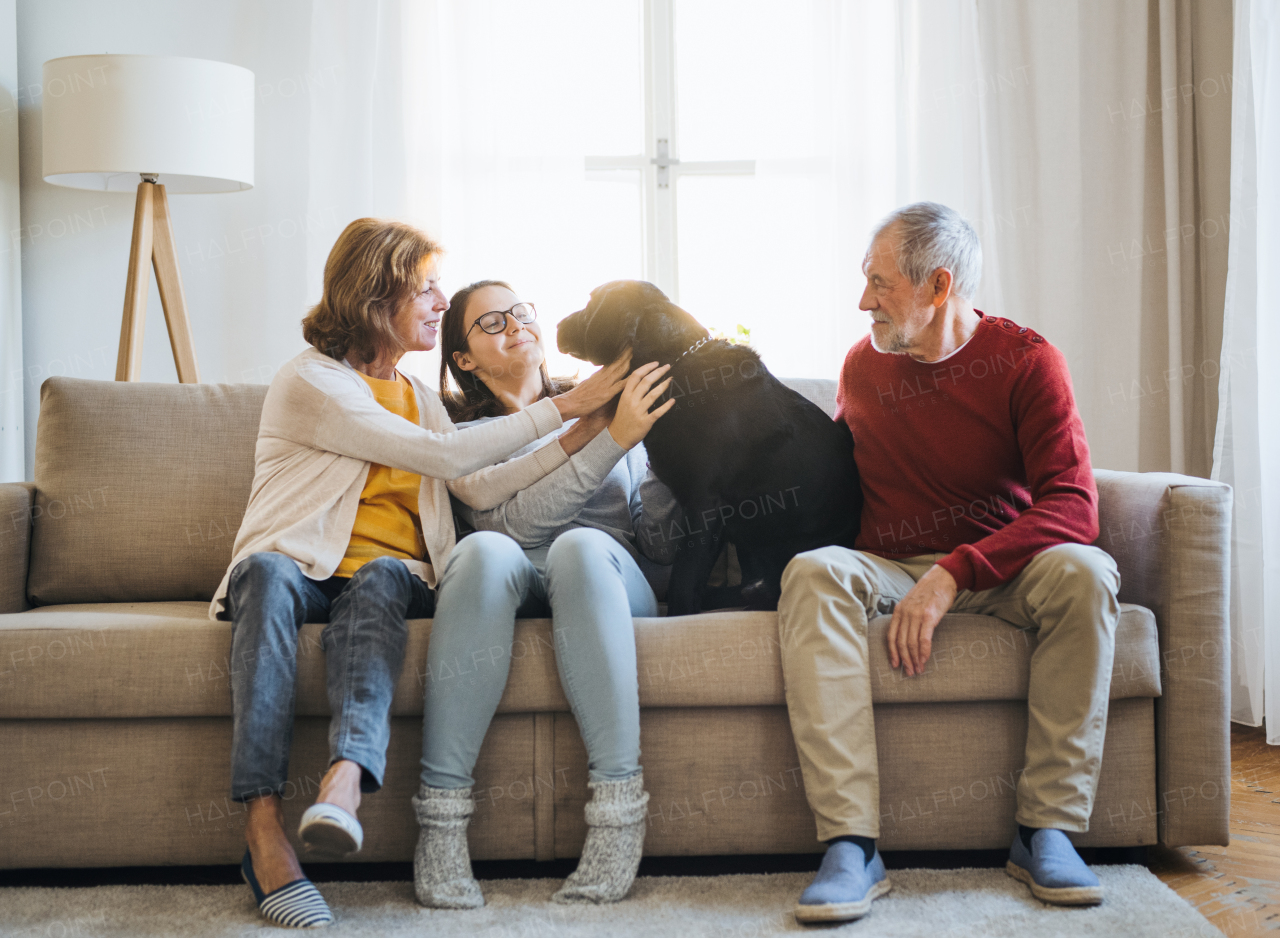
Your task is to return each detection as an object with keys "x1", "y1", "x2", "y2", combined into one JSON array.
[{"x1": 208, "y1": 348, "x2": 567, "y2": 619}]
